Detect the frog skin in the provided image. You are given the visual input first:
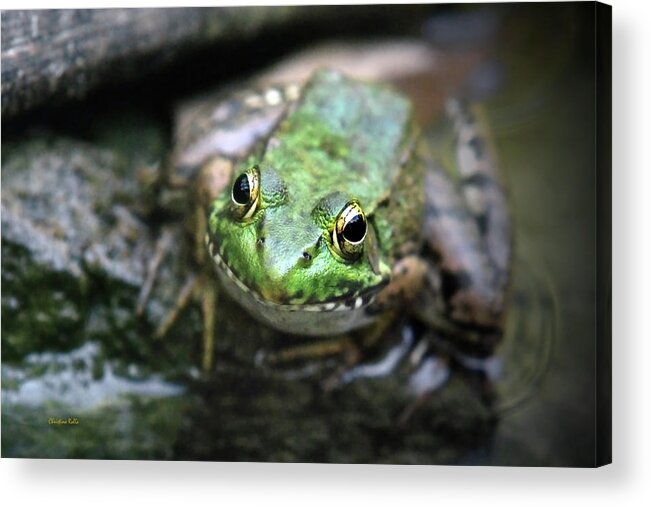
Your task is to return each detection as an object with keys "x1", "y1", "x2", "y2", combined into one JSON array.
[{"x1": 170, "y1": 68, "x2": 510, "y2": 365}]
